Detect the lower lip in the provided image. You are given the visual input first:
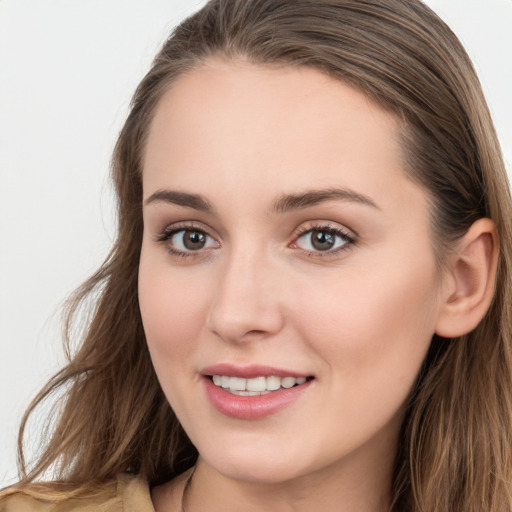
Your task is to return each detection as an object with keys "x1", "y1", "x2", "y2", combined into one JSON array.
[{"x1": 203, "y1": 377, "x2": 312, "y2": 420}]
